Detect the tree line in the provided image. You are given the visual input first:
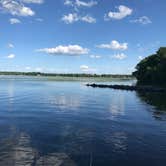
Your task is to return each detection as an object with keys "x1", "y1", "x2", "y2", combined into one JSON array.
[{"x1": 0, "y1": 71, "x2": 133, "y2": 78}]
